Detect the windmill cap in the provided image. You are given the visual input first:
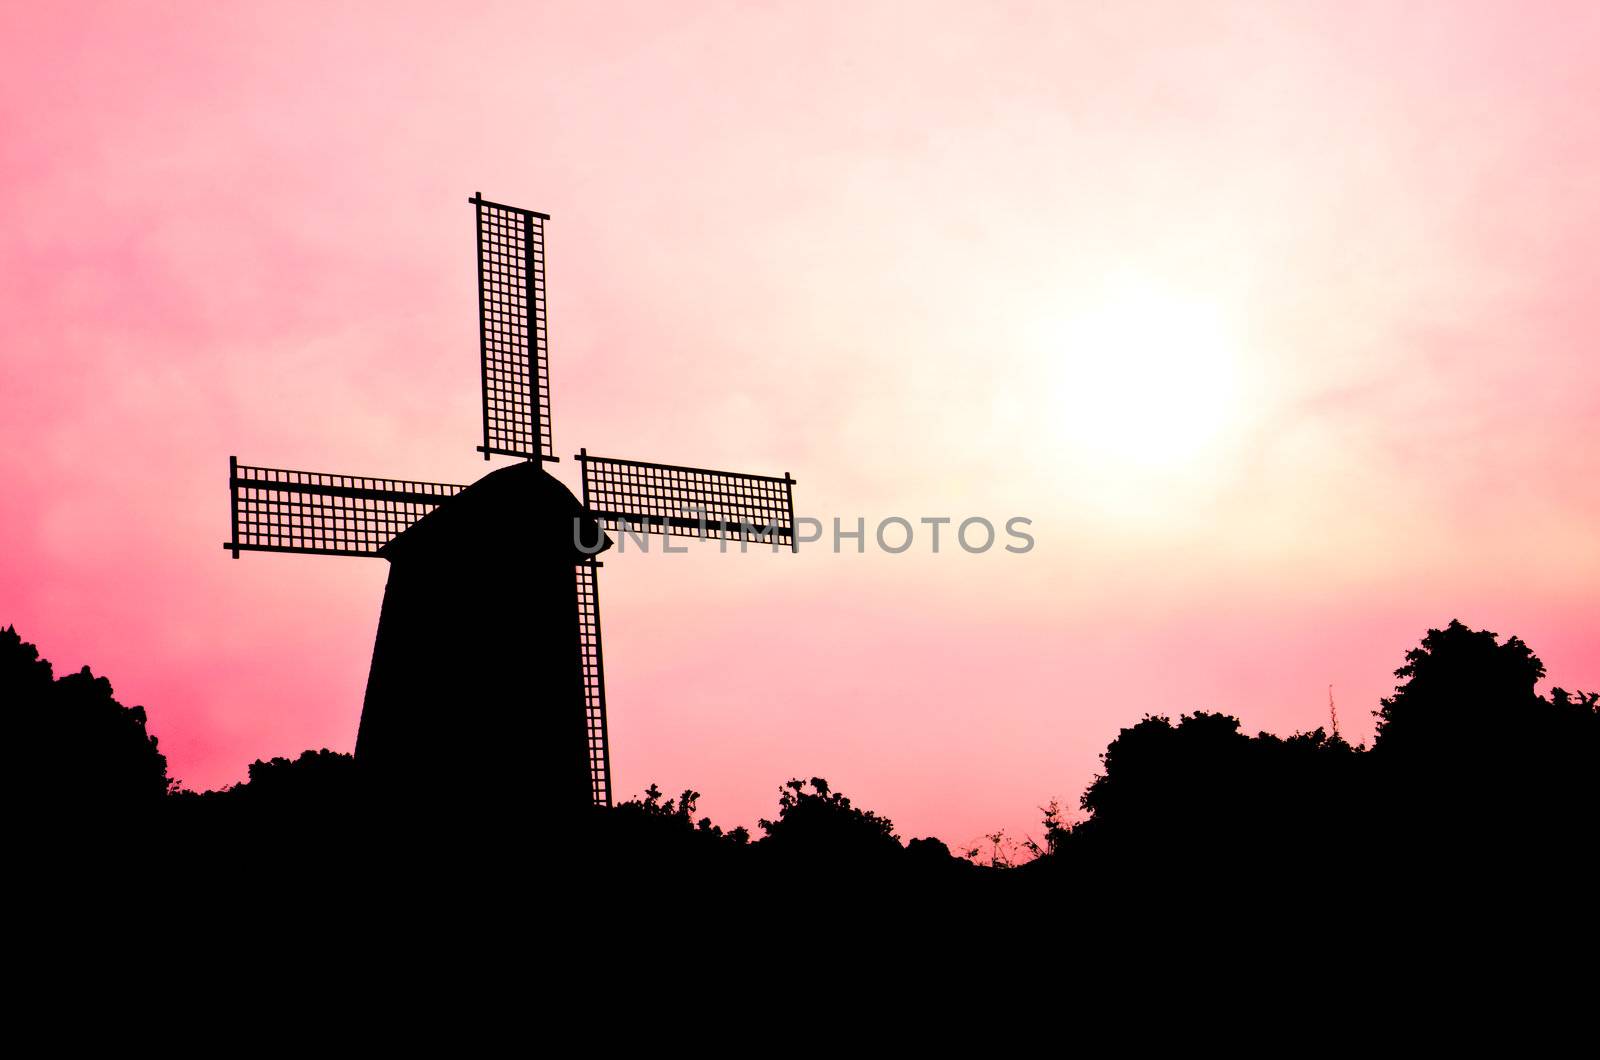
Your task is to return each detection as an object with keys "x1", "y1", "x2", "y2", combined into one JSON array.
[{"x1": 379, "y1": 461, "x2": 611, "y2": 563}]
